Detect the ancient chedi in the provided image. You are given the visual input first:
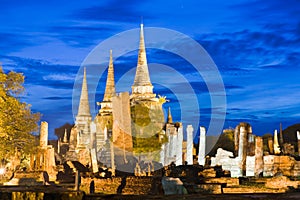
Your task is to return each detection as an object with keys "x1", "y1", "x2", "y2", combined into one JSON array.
[
  {"x1": 66, "y1": 68, "x2": 93, "y2": 166},
  {"x1": 57, "y1": 24, "x2": 182, "y2": 172},
  {"x1": 130, "y1": 23, "x2": 165, "y2": 162},
  {"x1": 76, "y1": 67, "x2": 92, "y2": 146},
  {"x1": 131, "y1": 24, "x2": 156, "y2": 100},
  {"x1": 95, "y1": 50, "x2": 115, "y2": 153}
]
